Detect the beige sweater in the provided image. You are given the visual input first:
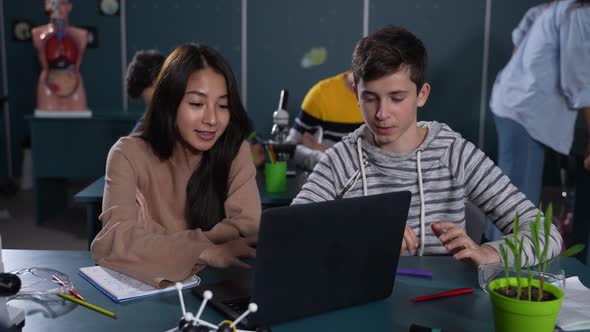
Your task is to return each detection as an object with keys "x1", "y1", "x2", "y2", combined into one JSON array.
[{"x1": 91, "y1": 136, "x2": 261, "y2": 287}]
